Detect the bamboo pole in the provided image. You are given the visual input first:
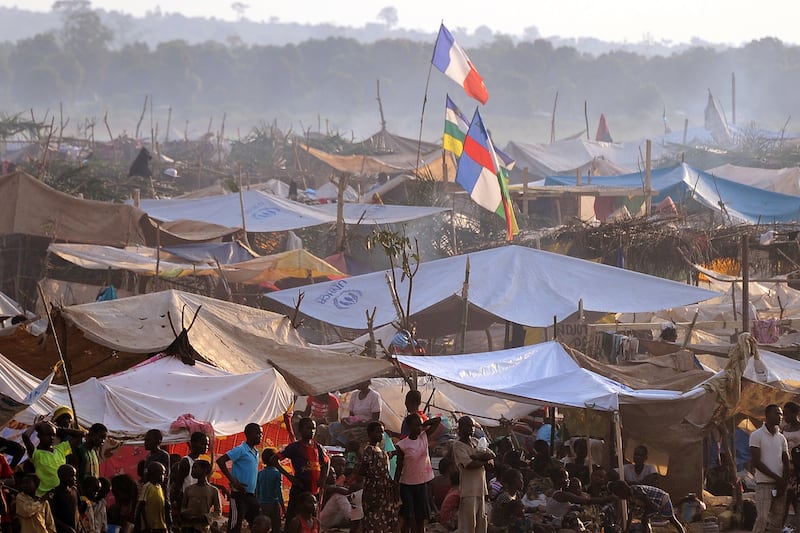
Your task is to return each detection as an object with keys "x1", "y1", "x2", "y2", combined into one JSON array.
[
  {"x1": 742, "y1": 234, "x2": 750, "y2": 334},
  {"x1": 644, "y1": 139, "x2": 652, "y2": 215}
]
